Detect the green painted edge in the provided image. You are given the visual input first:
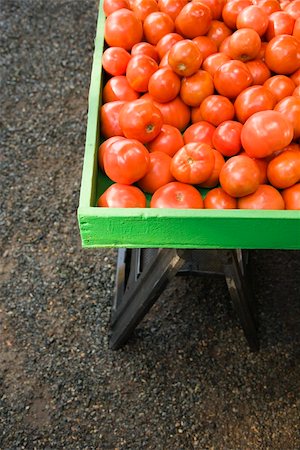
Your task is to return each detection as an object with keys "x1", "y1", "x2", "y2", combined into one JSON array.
[{"x1": 77, "y1": 2, "x2": 300, "y2": 250}]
